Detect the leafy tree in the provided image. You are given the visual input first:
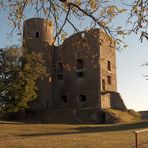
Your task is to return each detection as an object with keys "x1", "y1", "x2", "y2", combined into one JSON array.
[
  {"x1": 0, "y1": 47, "x2": 47, "y2": 112},
  {"x1": 127, "y1": 0, "x2": 148, "y2": 41},
  {"x1": 0, "y1": 0, "x2": 147, "y2": 49}
]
